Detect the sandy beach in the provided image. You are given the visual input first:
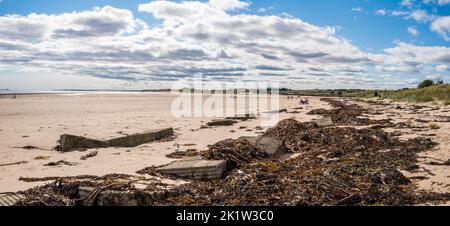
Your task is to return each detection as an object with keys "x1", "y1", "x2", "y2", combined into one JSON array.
[
  {"x1": 1, "y1": 92, "x2": 450, "y2": 205},
  {"x1": 0, "y1": 92, "x2": 329, "y2": 192}
]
